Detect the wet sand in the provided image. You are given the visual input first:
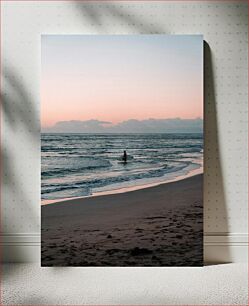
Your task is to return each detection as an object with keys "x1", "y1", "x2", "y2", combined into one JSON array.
[{"x1": 41, "y1": 174, "x2": 203, "y2": 266}]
